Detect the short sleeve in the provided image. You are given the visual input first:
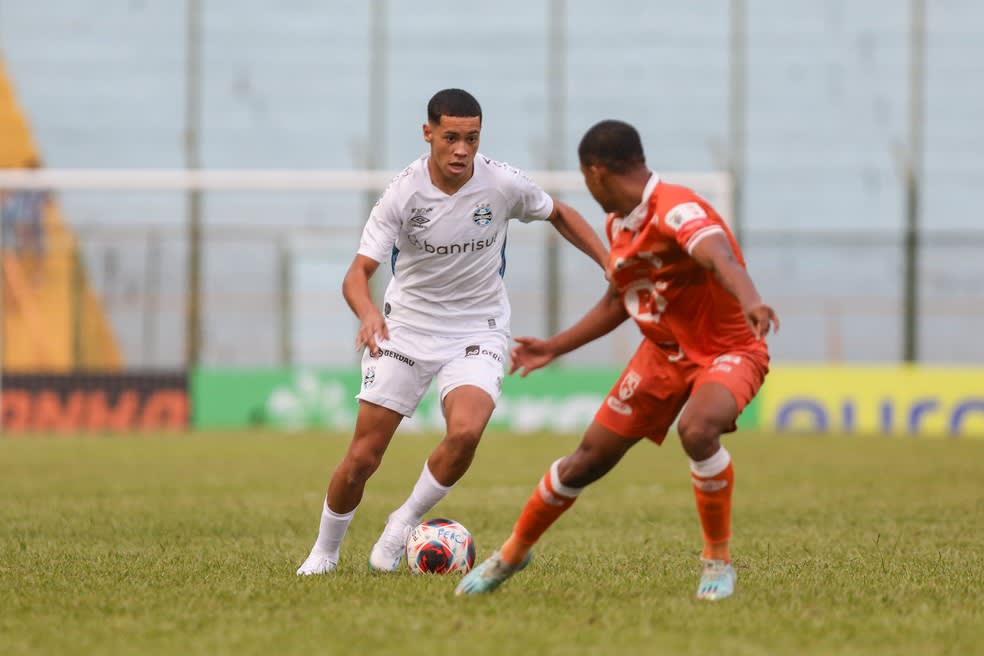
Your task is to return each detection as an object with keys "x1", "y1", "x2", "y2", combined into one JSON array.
[
  {"x1": 504, "y1": 165, "x2": 554, "y2": 223},
  {"x1": 658, "y1": 199, "x2": 725, "y2": 254},
  {"x1": 357, "y1": 190, "x2": 402, "y2": 263}
]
